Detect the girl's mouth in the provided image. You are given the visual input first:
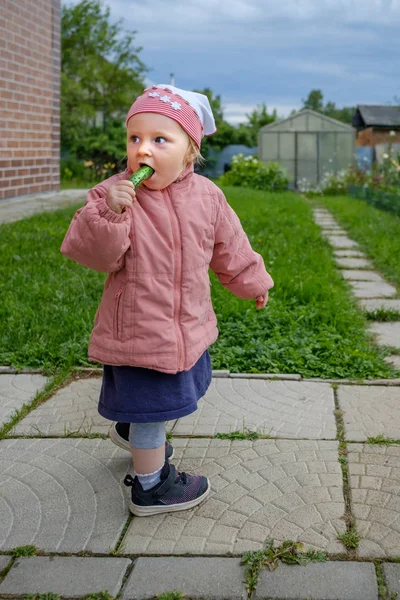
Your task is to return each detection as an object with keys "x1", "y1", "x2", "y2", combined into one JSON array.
[{"x1": 139, "y1": 162, "x2": 155, "y2": 178}]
